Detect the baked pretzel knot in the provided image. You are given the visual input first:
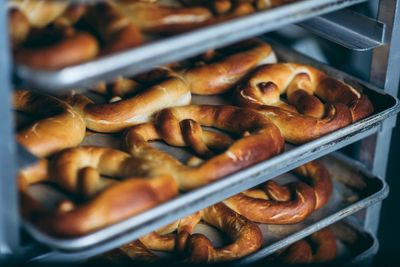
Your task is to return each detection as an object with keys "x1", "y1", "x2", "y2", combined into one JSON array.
[
  {"x1": 124, "y1": 105, "x2": 284, "y2": 191},
  {"x1": 20, "y1": 146, "x2": 178, "y2": 237},
  {"x1": 224, "y1": 160, "x2": 332, "y2": 224},
  {"x1": 235, "y1": 63, "x2": 374, "y2": 144},
  {"x1": 187, "y1": 203, "x2": 263, "y2": 262},
  {"x1": 275, "y1": 227, "x2": 337, "y2": 264},
  {"x1": 14, "y1": 90, "x2": 86, "y2": 158}
]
